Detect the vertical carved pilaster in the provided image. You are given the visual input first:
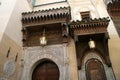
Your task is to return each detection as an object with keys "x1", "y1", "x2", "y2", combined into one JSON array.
[
  {"x1": 61, "y1": 23, "x2": 69, "y2": 43},
  {"x1": 22, "y1": 27, "x2": 28, "y2": 46},
  {"x1": 103, "y1": 32, "x2": 111, "y2": 67},
  {"x1": 61, "y1": 23, "x2": 68, "y2": 36}
]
